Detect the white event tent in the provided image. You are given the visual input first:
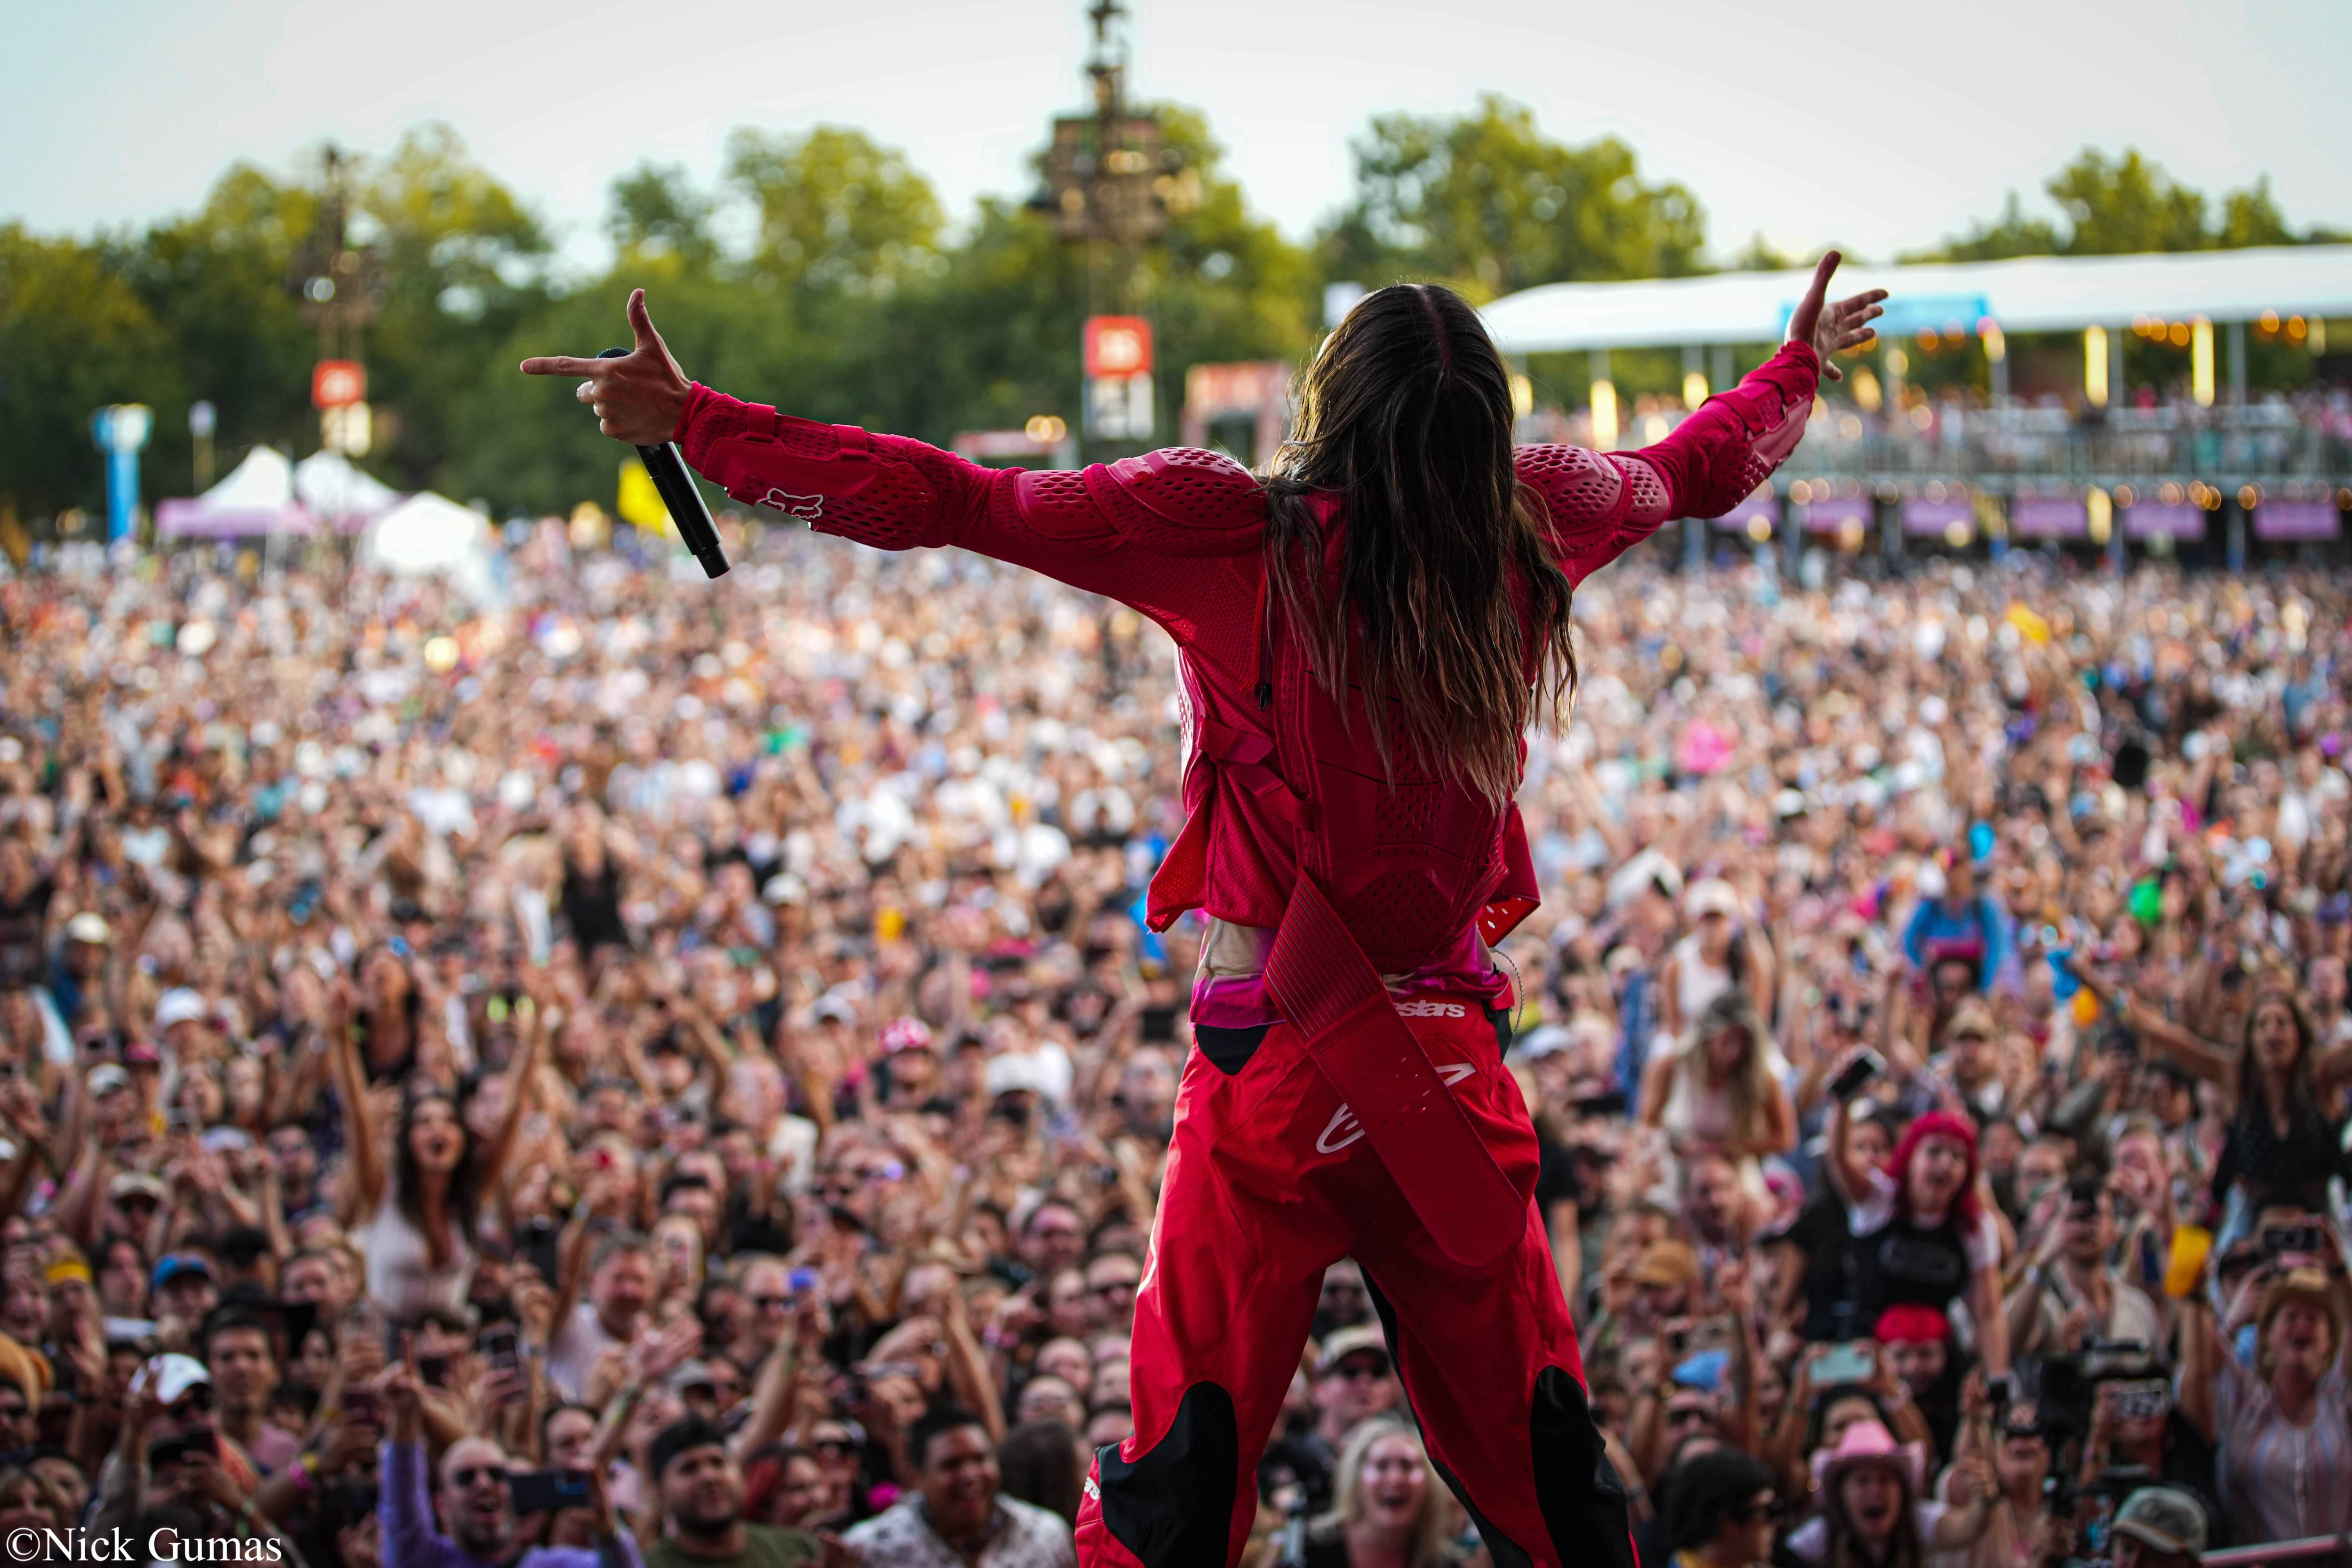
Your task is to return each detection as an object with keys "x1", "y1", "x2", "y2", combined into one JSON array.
[
  {"x1": 361, "y1": 492, "x2": 501, "y2": 605},
  {"x1": 294, "y1": 451, "x2": 401, "y2": 531},
  {"x1": 154, "y1": 447, "x2": 315, "y2": 539}
]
